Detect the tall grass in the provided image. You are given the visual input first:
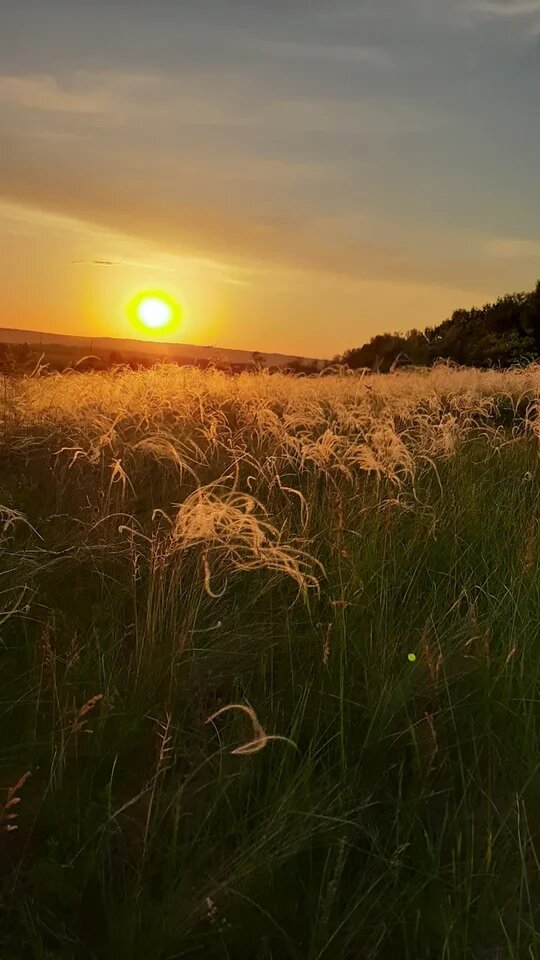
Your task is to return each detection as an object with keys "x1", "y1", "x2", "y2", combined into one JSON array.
[{"x1": 1, "y1": 363, "x2": 540, "y2": 958}]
